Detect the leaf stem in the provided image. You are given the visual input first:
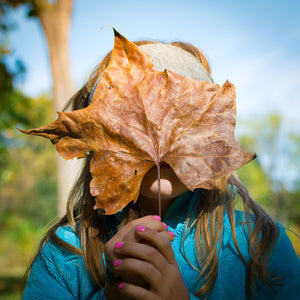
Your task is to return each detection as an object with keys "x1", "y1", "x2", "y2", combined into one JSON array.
[{"x1": 157, "y1": 162, "x2": 161, "y2": 217}]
